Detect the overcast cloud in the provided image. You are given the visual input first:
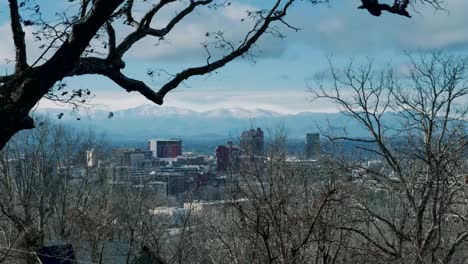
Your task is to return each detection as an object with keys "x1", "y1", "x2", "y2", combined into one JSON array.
[{"x1": 2, "y1": 0, "x2": 468, "y2": 113}]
